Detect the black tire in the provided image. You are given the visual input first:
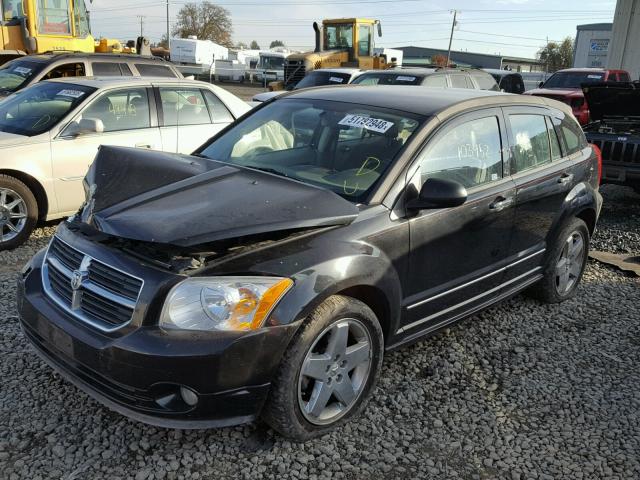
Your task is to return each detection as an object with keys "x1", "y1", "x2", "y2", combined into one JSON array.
[
  {"x1": 527, "y1": 217, "x2": 590, "y2": 304},
  {"x1": 262, "y1": 295, "x2": 384, "y2": 441},
  {"x1": 0, "y1": 175, "x2": 38, "y2": 251}
]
